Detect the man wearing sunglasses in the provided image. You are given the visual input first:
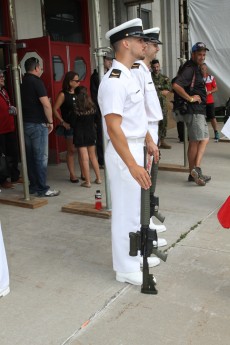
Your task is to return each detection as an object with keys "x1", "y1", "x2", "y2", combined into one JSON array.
[{"x1": 21, "y1": 57, "x2": 60, "y2": 197}]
